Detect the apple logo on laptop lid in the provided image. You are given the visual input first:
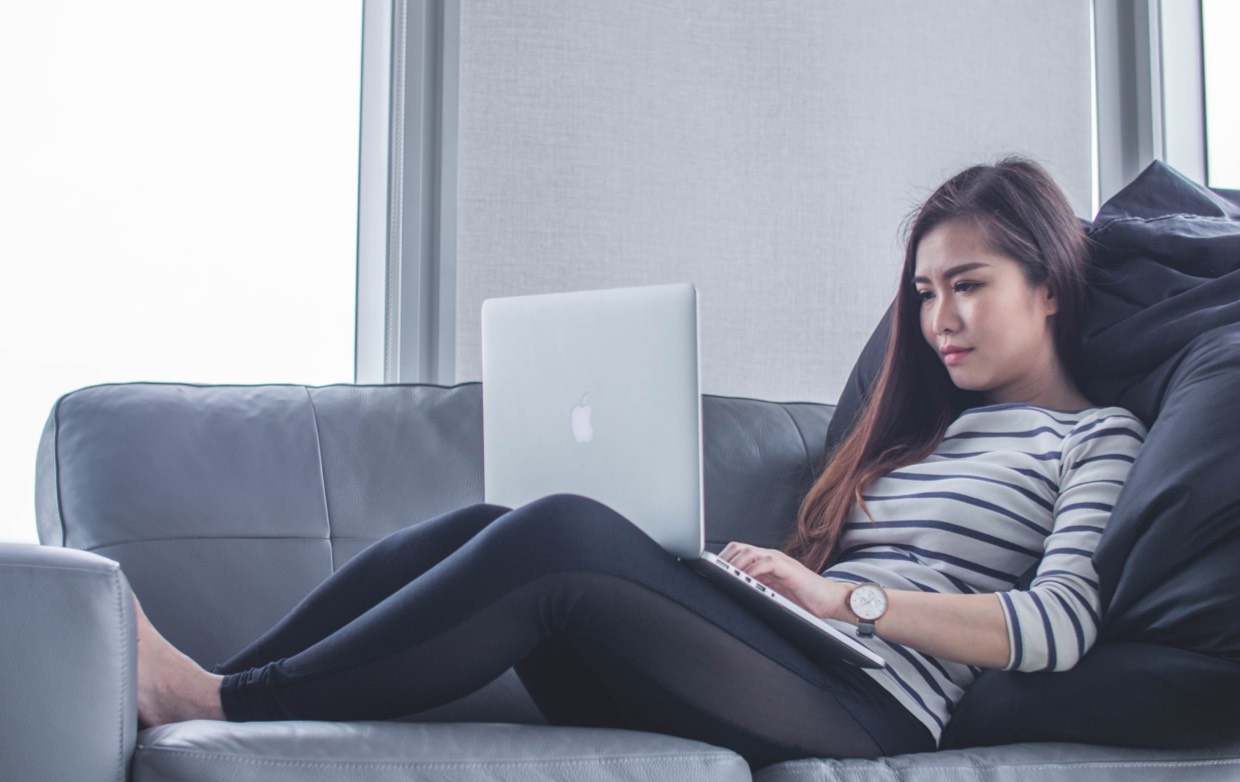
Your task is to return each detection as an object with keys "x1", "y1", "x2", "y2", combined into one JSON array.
[{"x1": 571, "y1": 394, "x2": 594, "y2": 443}]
